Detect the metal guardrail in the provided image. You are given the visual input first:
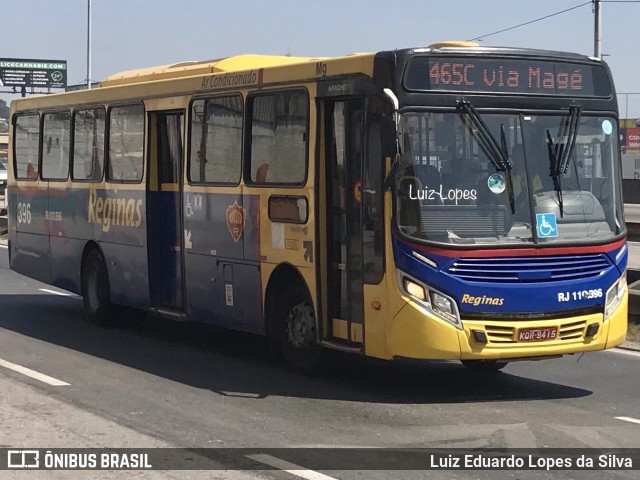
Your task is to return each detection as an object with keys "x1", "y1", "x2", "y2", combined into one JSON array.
[{"x1": 625, "y1": 204, "x2": 640, "y2": 225}]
